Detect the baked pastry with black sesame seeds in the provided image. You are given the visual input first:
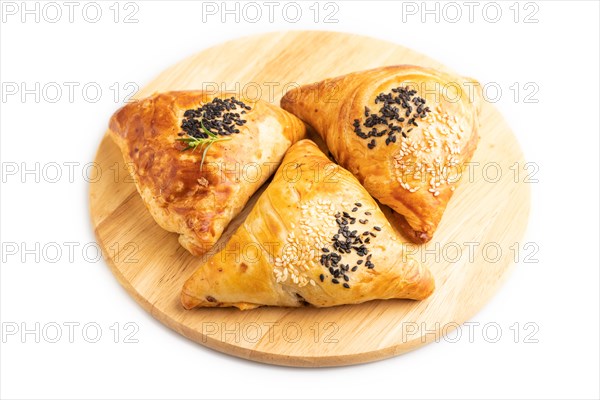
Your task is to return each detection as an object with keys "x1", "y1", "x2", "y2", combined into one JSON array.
[
  {"x1": 181, "y1": 139, "x2": 434, "y2": 310},
  {"x1": 281, "y1": 66, "x2": 481, "y2": 243},
  {"x1": 108, "y1": 91, "x2": 306, "y2": 256}
]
